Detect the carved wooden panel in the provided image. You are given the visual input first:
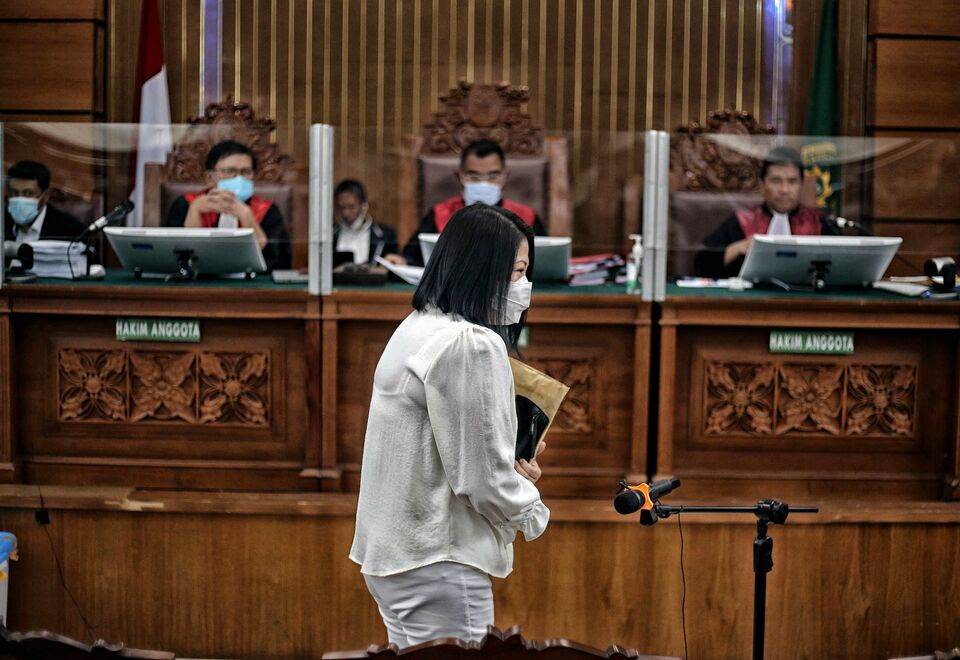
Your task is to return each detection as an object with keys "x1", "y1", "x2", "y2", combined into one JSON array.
[
  {"x1": 164, "y1": 97, "x2": 294, "y2": 183},
  {"x1": 58, "y1": 349, "x2": 128, "y2": 422},
  {"x1": 846, "y1": 365, "x2": 916, "y2": 436},
  {"x1": 58, "y1": 348, "x2": 270, "y2": 427},
  {"x1": 669, "y1": 109, "x2": 776, "y2": 193},
  {"x1": 421, "y1": 80, "x2": 543, "y2": 155},
  {"x1": 524, "y1": 357, "x2": 593, "y2": 434},
  {"x1": 703, "y1": 360, "x2": 916, "y2": 438}
]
